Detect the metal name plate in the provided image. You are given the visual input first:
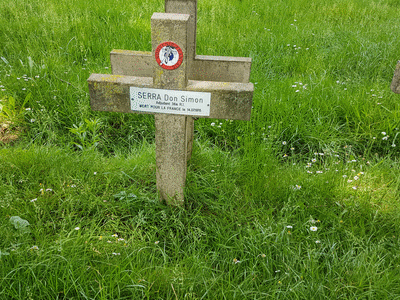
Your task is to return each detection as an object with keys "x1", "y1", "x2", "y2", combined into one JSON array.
[{"x1": 130, "y1": 87, "x2": 211, "y2": 116}]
